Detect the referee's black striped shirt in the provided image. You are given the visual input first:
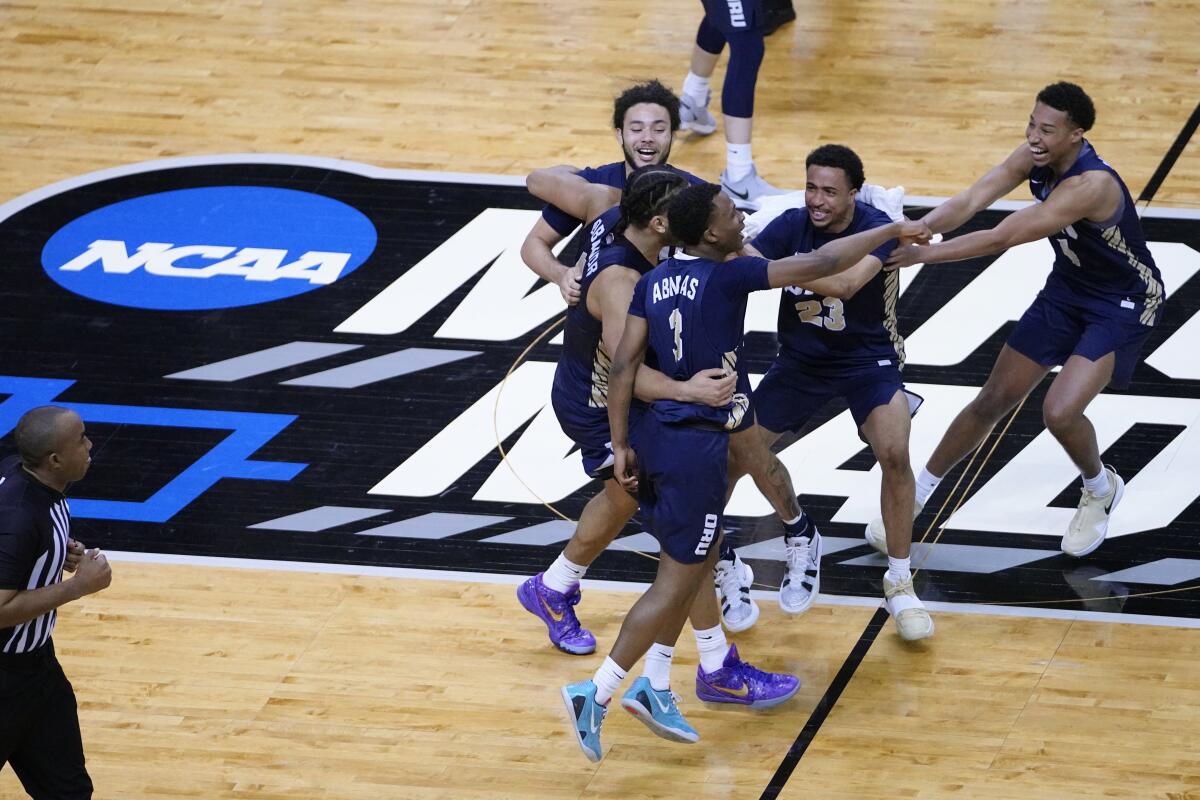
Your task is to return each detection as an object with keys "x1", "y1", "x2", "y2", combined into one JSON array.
[{"x1": 0, "y1": 454, "x2": 71, "y2": 655}]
